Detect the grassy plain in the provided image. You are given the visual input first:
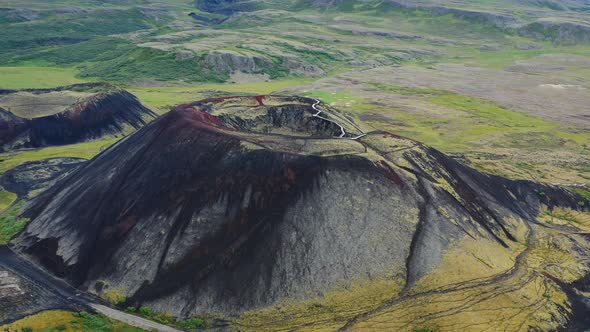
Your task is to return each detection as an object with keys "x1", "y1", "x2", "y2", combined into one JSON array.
[
  {"x1": 129, "y1": 77, "x2": 314, "y2": 112},
  {"x1": 0, "y1": 138, "x2": 118, "y2": 176},
  {"x1": 0, "y1": 66, "x2": 88, "y2": 89}
]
